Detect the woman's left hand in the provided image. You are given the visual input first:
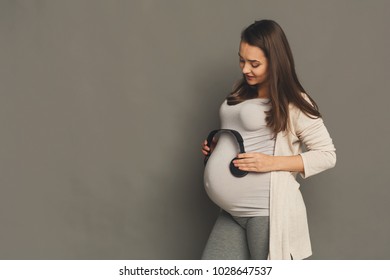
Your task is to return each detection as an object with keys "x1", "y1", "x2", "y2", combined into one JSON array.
[{"x1": 232, "y1": 152, "x2": 275, "y2": 173}]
